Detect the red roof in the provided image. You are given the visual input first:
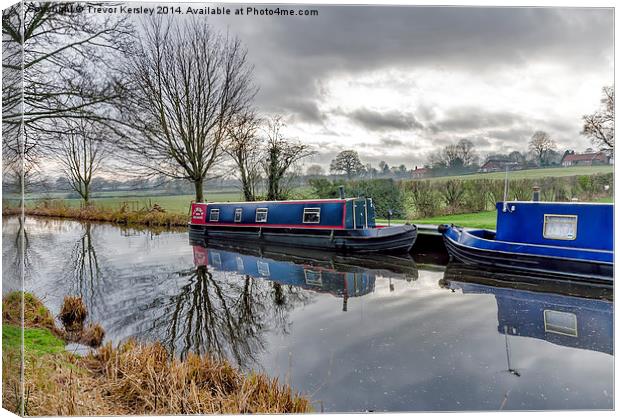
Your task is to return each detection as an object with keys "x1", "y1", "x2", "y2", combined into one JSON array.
[{"x1": 562, "y1": 152, "x2": 607, "y2": 163}]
